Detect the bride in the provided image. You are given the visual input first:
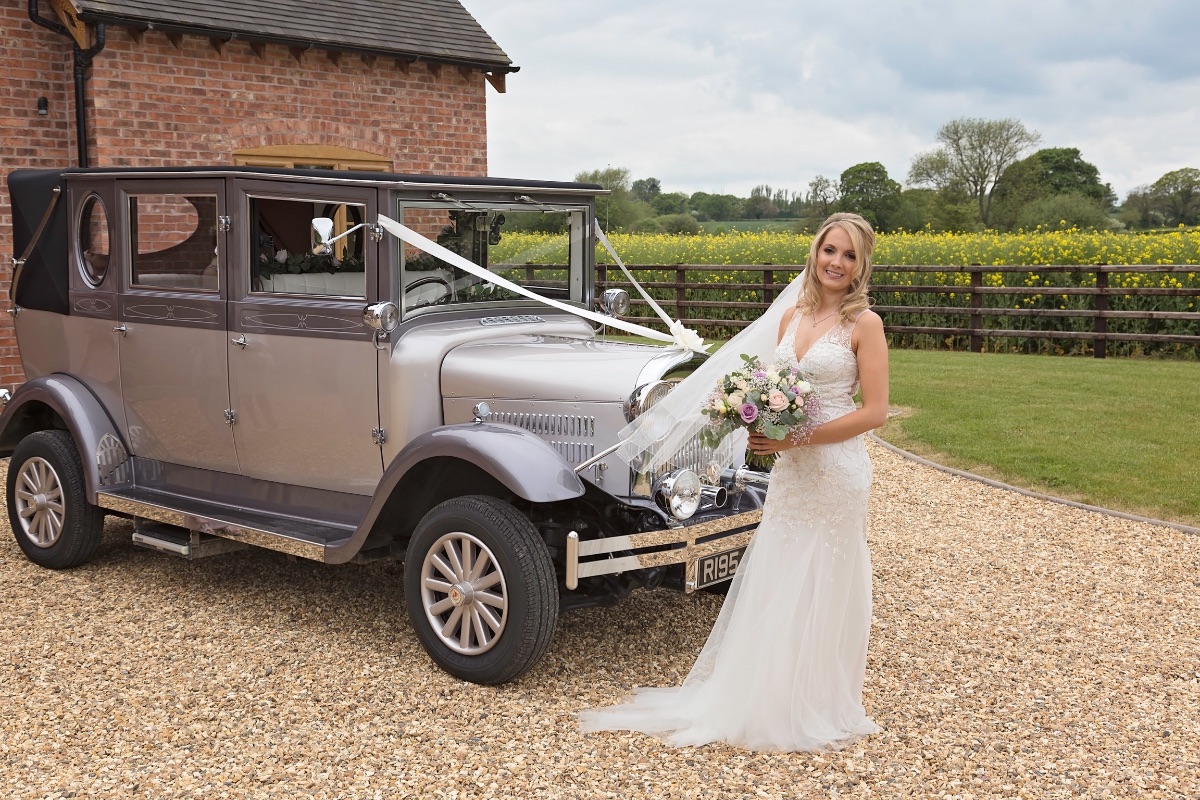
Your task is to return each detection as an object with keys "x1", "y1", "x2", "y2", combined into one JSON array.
[{"x1": 579, "y1": 212, "x2": 889, "y2": 752}]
